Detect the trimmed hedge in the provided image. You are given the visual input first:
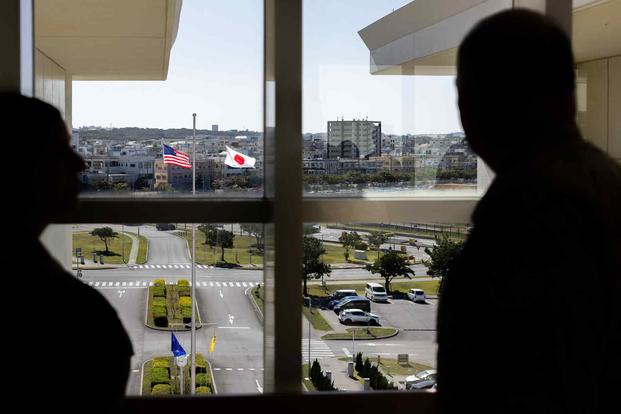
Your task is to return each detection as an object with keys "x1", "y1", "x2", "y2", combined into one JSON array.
[
  {"x1": 153, "y1": 279, "x2": 166, "y2": 287},
  {"x1": 152, "y1": 358, "x2": 170, "y2": 369},
  {"x1": 196, "y1": 373, "x2": 209, "y2": 387},
  {"x1": 179, "y1": 297, "x2": 192, "y2": 307},
  {"x1": 177, "y1": 279, "x2": 190, "y2": 286},
  {"x1": 151, "y1": 384, "x2": 172, "y2": 395},
  {"x1": 153, "y1": 285, "x2": 166, "y2": 297},
  {"x1": 178, "y1": 286, "x2": 191, "y2": 297},
  {"x1": 151, "y1": 367, "x2": 171, "y2": 386},
  {"x1": 196, "y1": 386, "x2": 211, "y2": 394},
  {"x1": 152, "y1": 297, "x2": 167, "y2": 307}
]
